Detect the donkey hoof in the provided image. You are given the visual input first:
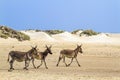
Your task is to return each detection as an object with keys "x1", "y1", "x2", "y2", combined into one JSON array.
[
  {"x1": 34, "y1": 67, "x2": 37, "y2": 69},
  {"x1": 10, "y1": 68, "x2": 14, "y2": 70},
  {"x1": 25, "y1": 68, "x2": 28, "y2": 70},
  {"x1": 65, "y1": 65, "x2": 68, "y2": 67},
  {"x1": 37, "y1": 66, "x2": 40, "y2": 69},
  {"x1": 8, "y1": 69, "x2": 13, "y2": 72},
  {"x1": 67, "y1": 64, "x2": 70, "y2": 67},
  {"x1": 23, "y1": 67, "x2": 26, "y2": 69},
  {"x1": 23, "y1": 67, "x2": 28, "y2": 70},
  {"x1": 78, "y1": 65, "x2": 81, "y2": 67}
]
